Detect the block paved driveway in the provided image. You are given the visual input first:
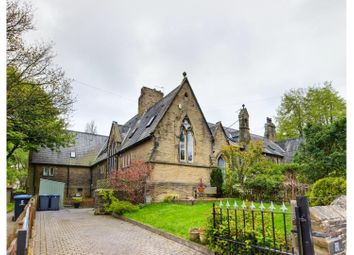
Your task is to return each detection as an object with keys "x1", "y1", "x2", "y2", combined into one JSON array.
[{"x1": 33, "y1": 208, "x2": 203, "y2": 255}]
